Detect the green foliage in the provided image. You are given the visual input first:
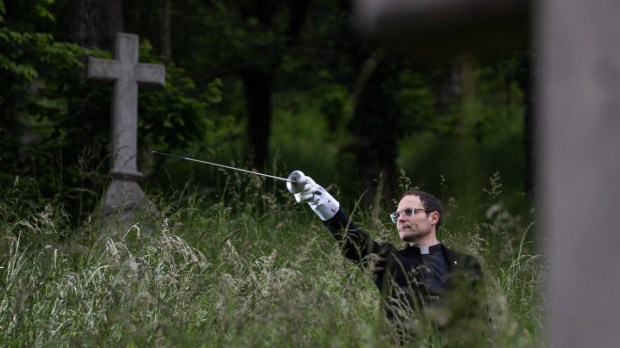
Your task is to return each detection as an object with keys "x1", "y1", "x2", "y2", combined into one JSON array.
[
  {"x1": 0, "y1": 172, "x2": 545, "y2": 346},
  {"x1": 0, "y1": 2, "x2": 226, "y2": 221},
  {"x1": 0, "y1": 0, "x2": 87, "y2": 204},
  {"x1": 2, "y1": 0, "x2": 531, "y2": 238},
  {"x1": 124, "y1": 0, "x2": 532, "y2": 215},
  {"x1": 136, "y1": 40, "x2": 227, "y2": 153}
]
